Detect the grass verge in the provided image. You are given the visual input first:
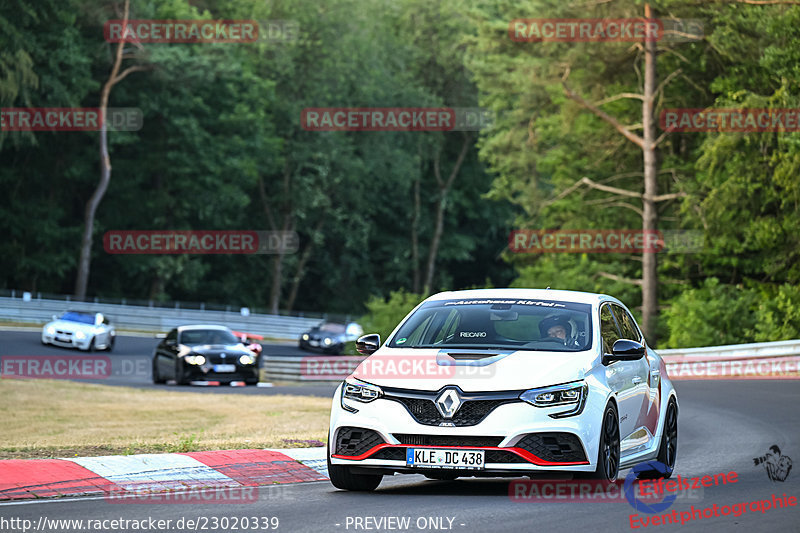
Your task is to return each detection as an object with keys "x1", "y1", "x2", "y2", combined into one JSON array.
[{"x1": 0, "y1": 379, "x2": 330, "y2": 459}]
